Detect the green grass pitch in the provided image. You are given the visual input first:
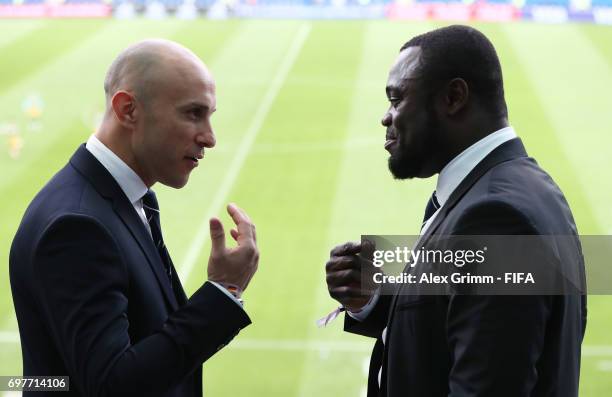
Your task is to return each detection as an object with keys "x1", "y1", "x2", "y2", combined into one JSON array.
[{"x1": 0, "y1": 18, "x2": 611, "y2": 396}]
